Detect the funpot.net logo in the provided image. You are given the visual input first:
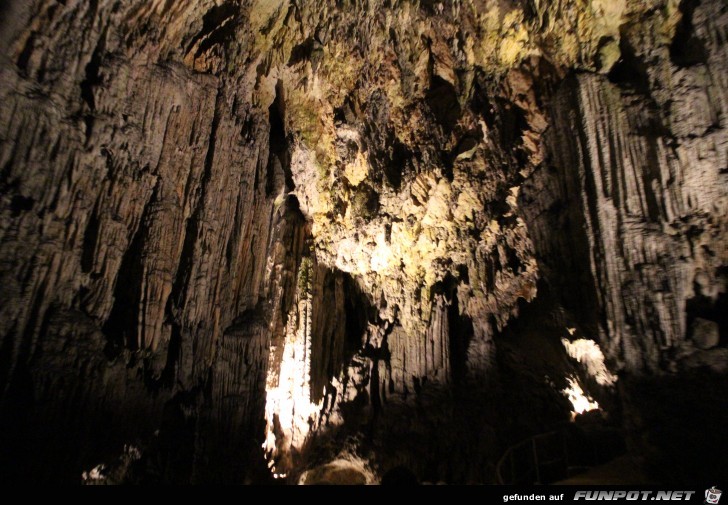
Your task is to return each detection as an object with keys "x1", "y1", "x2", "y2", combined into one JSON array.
[{"x1": 573, "y1": 491, "x2": 696, "y2": 501}]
